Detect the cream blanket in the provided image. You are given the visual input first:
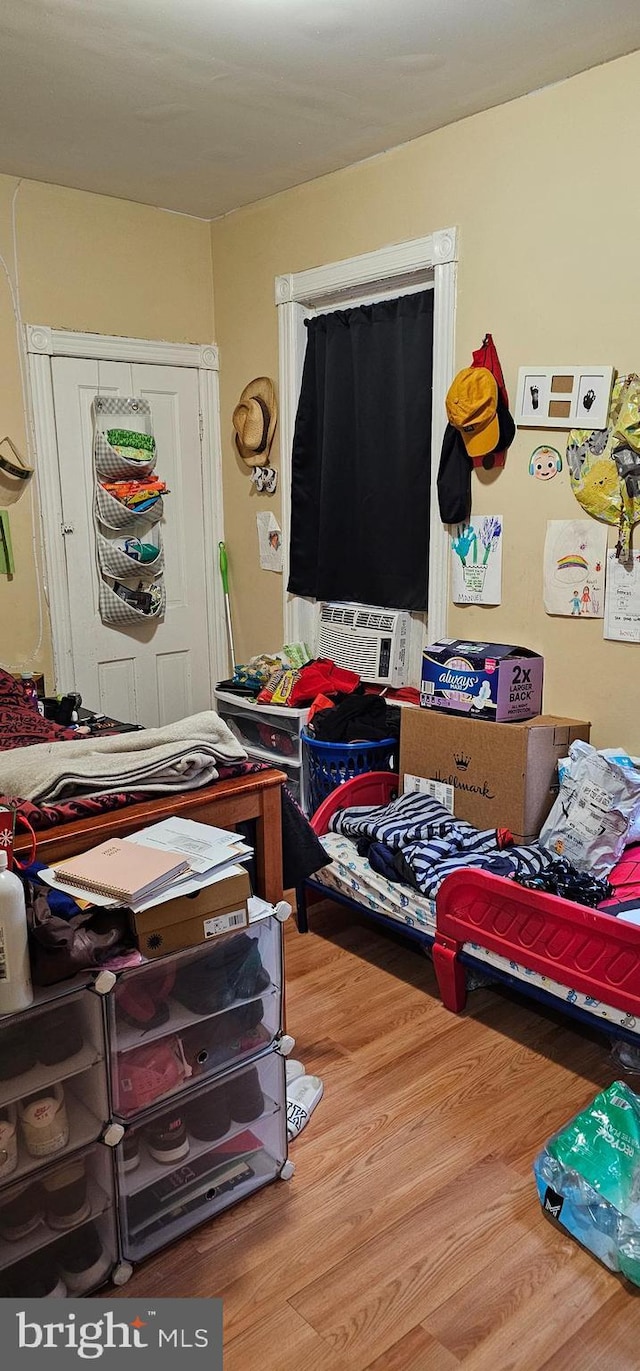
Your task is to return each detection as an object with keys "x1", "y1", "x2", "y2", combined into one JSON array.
[{"x1": 0, "y1": 711, "x2": 248, "y2": 803}]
